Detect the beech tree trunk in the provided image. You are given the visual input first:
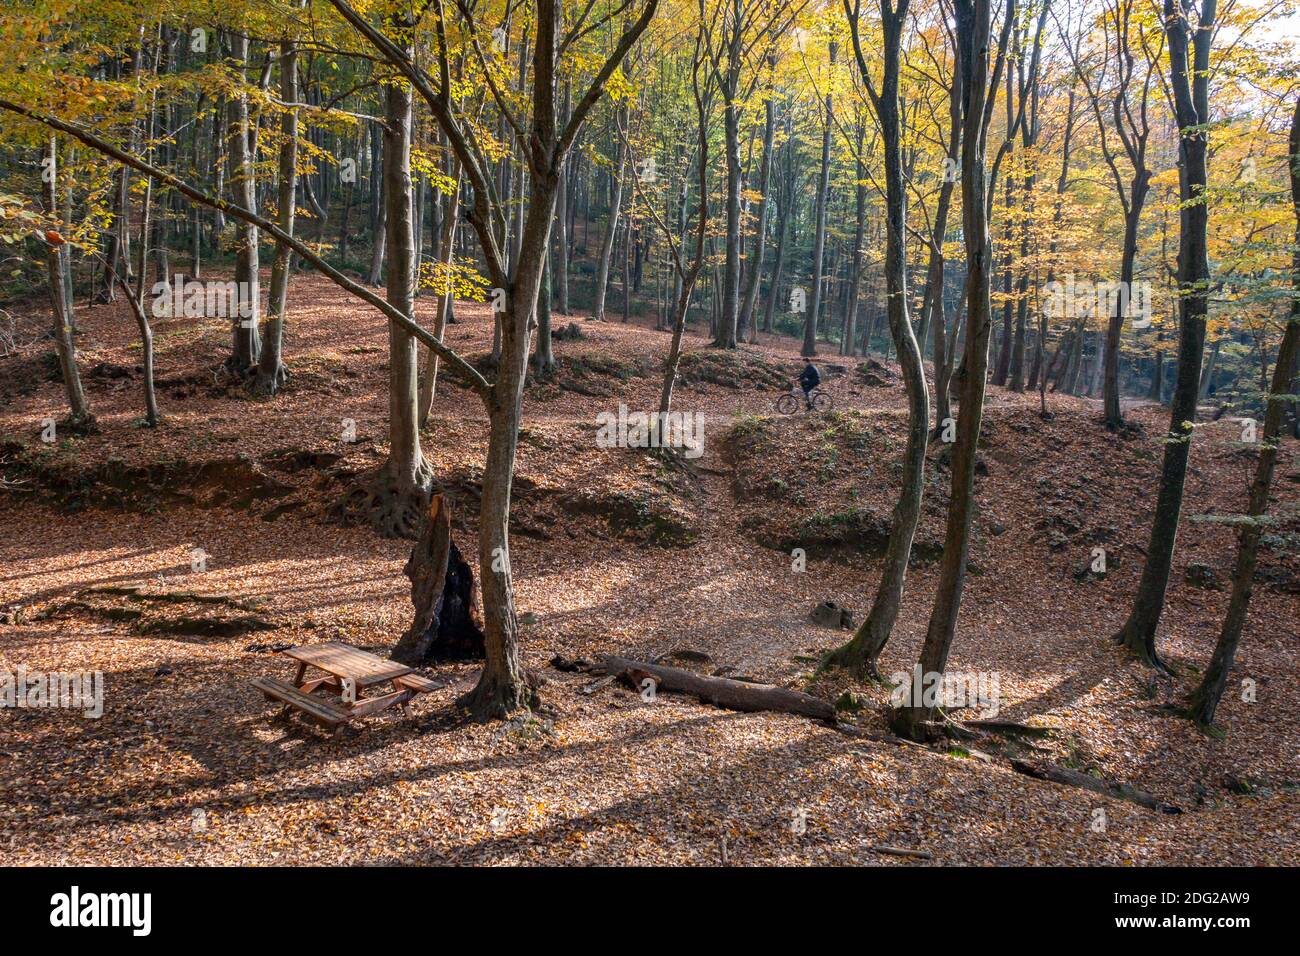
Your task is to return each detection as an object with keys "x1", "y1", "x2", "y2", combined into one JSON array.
[
  {"x1": 1186, "y1": 96, "x2": 1300, "y2": 728},
  {"x1": 892, "y1": 0, "x2": 1007, "y2": 741},
  {"x1": 419, "y1": 150, "x2": 462, "y2": 423},
  {"x1": 592, "y1": 110, "x2": 626, "y2": 322},
  {"x1": 804, "y1": 42, "x2": 836, "y2": 357},
  {"x1": 225, "y1": 33, "x2": 260, "y2": 375},
  {"x1": 43, "y1": 136, "x2": 92, "y2": 428},
  {"x1": 391, "y1": 494, "x2": 486, "y2": 665},
  {"x1": 251, "y1": 37, "x2": 297, "y2": 397},
  {"x1": 738, "y1": 95, "x2": 775, "y2": 344},
  {"x1": 827, "y1": 0, "x2": 929, "y2": 679},
  {"x1": 1113, "y1": 0, "x2": 1215, "y2": 668},
  {"x1": 717, "y1": 91, "x2": 742, "y2": 348}
]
